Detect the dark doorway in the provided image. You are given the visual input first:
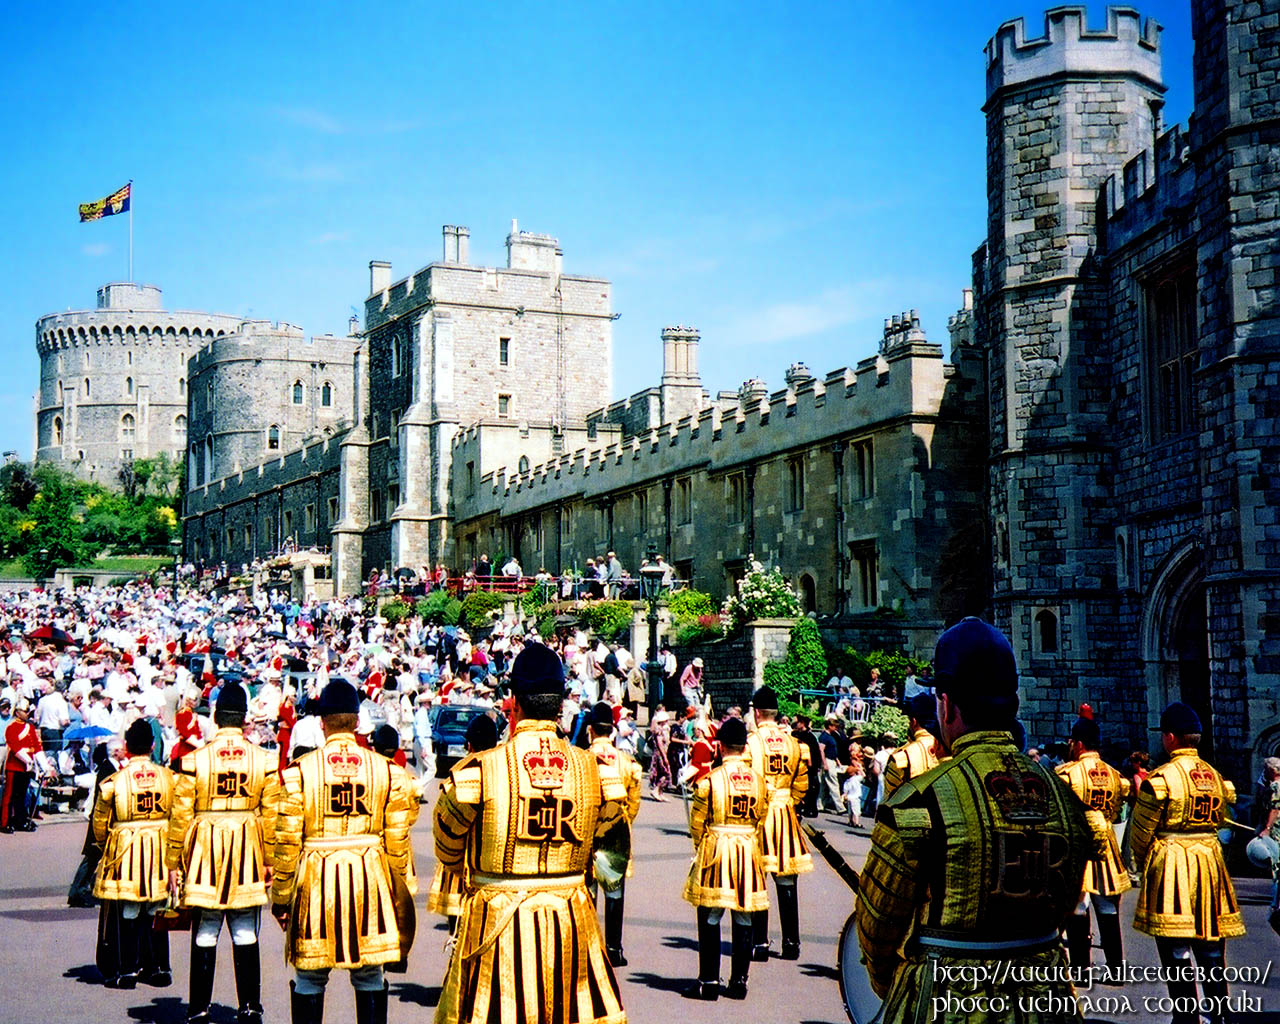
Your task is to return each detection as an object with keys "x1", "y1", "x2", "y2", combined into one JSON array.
[
  {"x1": 1174, "y1": 583, "x2": 1212, "y2": 759},
  {"x1": 800, "y1": 573, "x2": 817, "y2": 615}
]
